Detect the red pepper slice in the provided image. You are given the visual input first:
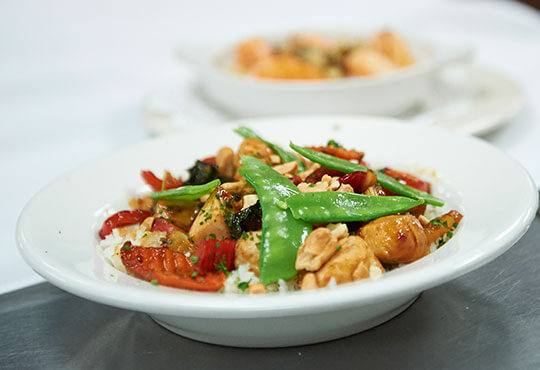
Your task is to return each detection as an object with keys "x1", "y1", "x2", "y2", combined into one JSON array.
[
  {"x1": 151, "y1": 217, "x2": 184, "y2": 236},
  {"x1": 120, "y1": 243, "x2": 225, "y2": 291},
  {"x1": 383, "y1": 168, "x2": 431, "y2": 193},
  {"x1": 305, "y1": 167, "x2": 345, "y2": 183},
  {"x1": 307, "y1": 146, "x2": 364, "y2": 161},
  {"x1": 141, "y1": 170, "x2": 183, "y2": 192},
  {"x1": 193, "y1": 238, "x2": 236, "y2": 275},
  {"x1": 201, "y1": 156, "x2": 217, "y2": 165},
  {"x1": 99, "y1": 210, "x2": 152, "y2": 239},
  {"x1": 339, "y1": 170, "x2": 377, "y2": 193}
]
